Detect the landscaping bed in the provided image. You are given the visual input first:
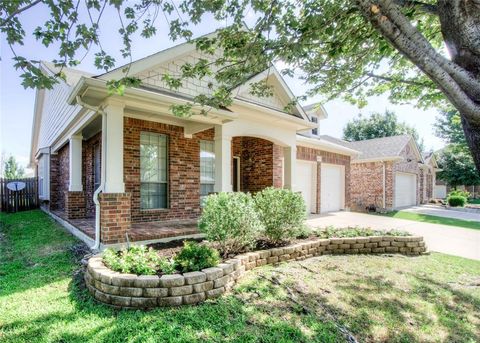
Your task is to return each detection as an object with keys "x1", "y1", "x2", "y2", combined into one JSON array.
[
  {"x1": 85, "y1": 234, "x2": 427, "y2": 309},
  {"x1": 3, "y1": 210, "x2": 479, "y2": 343}
]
